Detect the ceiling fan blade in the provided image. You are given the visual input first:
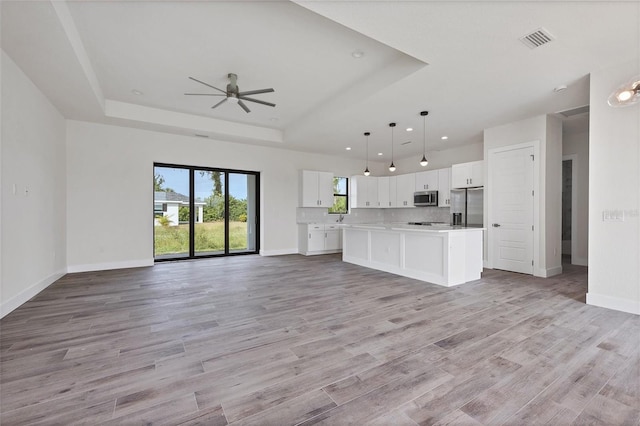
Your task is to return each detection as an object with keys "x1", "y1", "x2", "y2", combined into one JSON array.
[
  {"x1": 238, "y1": 88, "x2": 274, "y2": 96},
  {"x1": 237, "y1": 100, "x2": 251, "y2": 113},
  {"x1": 211, "y1": 98, "x2": 228, "y2": 109},
  {"x1": 239, "y1": 96, "x2": 276, "y2": 107},
  {"x1": 184, "y1": 93, "x2": 226, "y2": 96},
  {"x1": 188, "y1": 77, "x2": 226, "y2": 94}
]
